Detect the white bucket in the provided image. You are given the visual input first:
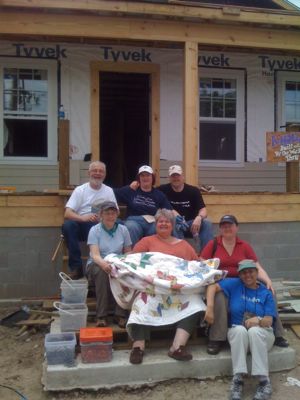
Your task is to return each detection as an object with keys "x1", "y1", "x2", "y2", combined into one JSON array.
[
  {"x1": 53, "y1": 301, "x2": 88, "y2": 332},
  {"x1": 59, "y1": 272, "x2": 88, "y2": 304}
]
